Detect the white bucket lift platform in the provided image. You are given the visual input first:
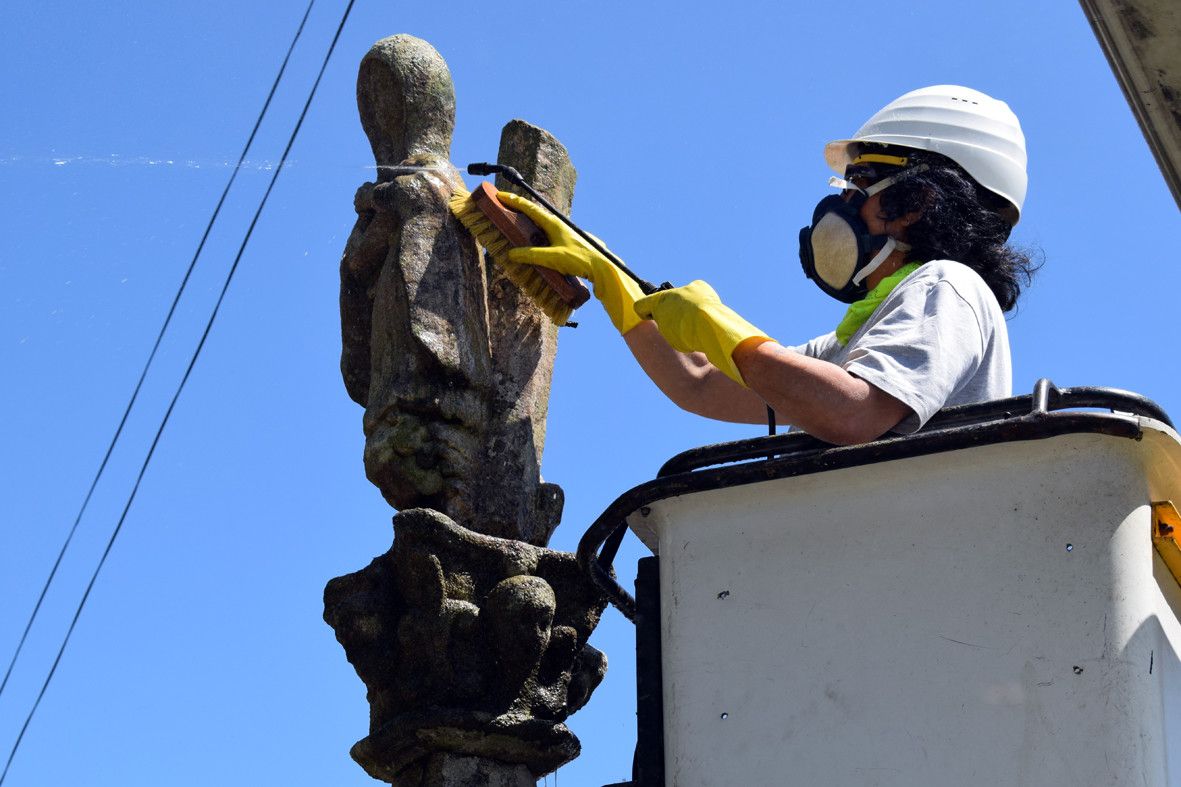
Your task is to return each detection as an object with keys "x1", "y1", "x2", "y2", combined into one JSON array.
[{"x1": 581, "y1": 382, "x2": 1181, "y2": 787}]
